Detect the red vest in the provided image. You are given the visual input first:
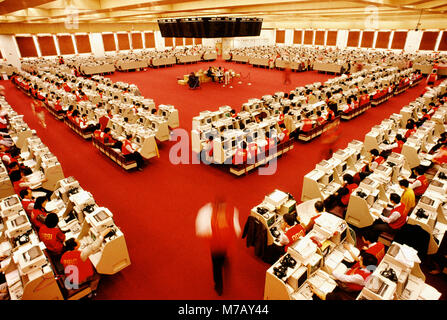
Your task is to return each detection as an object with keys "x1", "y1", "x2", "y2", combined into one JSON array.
[
  {"x1": 413, "y1": 175, "x2": 428, "y2": 196},
  {"x1": 365, "y1": 242, "x2": 385, "y2": 264},
  {"x1": 61, "y1": 250, "x2": 95, "y2": 285},
  {"x1": 21, "y1": 199, "x2": 35, "y2": 216},
  {"x1": 405, "y1": 128, "x2": 416, "y2": 139},
  {"x1": 301, "y1": 119, "x2": 313, "y2": 132},
  {"x1": 39, "y1": 225, "x2": 65, "y2": 254},
  {"x1": 233, "y1": 148, "x2": 247, "y2": 165},
  {"x1": 341, "y1": 183, "x2": 358, "y2": 206},
  {"x1": 284, "y1": 224, "x2": 305, "y2": 251},
  {"x1": 121, "y1": 140, "x2": 134, "y2": 155},
  {"x1": 30, "y1": 208, "x2": 47, "y2": 230},
  {"x1": 389, "y1": 203, "x2": 407, "y2": 230},
  {"x1": 374, "y1": 156, "x2": 385, "y2": 166},
  {"x1": 392, "y1": 141, "x2": 404, "y2": 154},
  {"x1": 280, "y1": 129, "x2": 290, "y2": 143},
  {"x1": 345, "y1": 264, "x2": 371, "y2": 291},
  {"x1": 248, "y1": 143, "x2": 258, "y2": 158}
]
